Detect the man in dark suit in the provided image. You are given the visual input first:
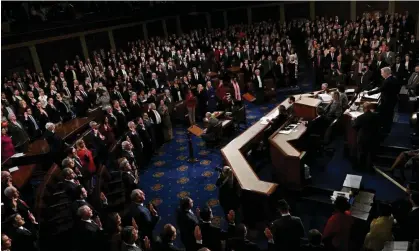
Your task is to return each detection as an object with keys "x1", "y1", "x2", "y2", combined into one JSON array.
[
  {"x1": 269, "y1": 199, "x2": 305, "y2": 251},
  {"x1": 199, "y1": 207, "x2": 236, "y2": 251},
  {"x1": 252, "y1": 69, "x2": 264, "y2": 104},
  {"x1": 76, "y1": 205, "x2": 104, "y2": 251},
  {"x1": 352, "y1": 102, "x2": 381, "y2": 171},
  {"x1": 7, "y1": 114, "x2": 29, "y2": 152},
  {"x1": 367, "y1": 67, "x2": 399, "y2": 133},
  {"x1": 300, "y1": 229, "x2": 325, "y2": 251},
  {"x1": 44, "y1": 122, "x2": 67, "y2": 164},
  {"x1": 156, "y1": 223, "x2": 203, "y2": 251},
  {"x1": 20, "y1": 108, "x2": 41, "y2": 141},
  {"x1": 62, "y1": 168, "x2": 82, "y2": 201},
  {"x1": 8, "y1": 213, "x2": 37, "y2": 251},
  {"x1": 372, "y1": 55, "x2": 389, "y2": 85},
  {"x1": 128, "y1": 189, "x2": 160, "y2": 239},
  {"x1": 127, "y1": 121, "x2": 144, "y2": 166},
  {"x1": 357, "y1": 65, "x2": 374, "y2": 92},
  {"x1": 176, "y1": 197, "x2": 200, "y2": 251},
  {"x1": 268, "y1": 105, "x2": 289, "y2": 131},
  {"x1": 226, "y1": 224, "x2": 275, "y2": 251},
  {"x1": 121, "y1": 226, "x2": 149, "y2": 251}
]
